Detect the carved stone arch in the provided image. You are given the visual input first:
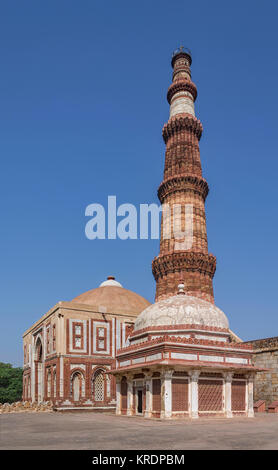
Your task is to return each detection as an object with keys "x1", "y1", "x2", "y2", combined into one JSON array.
[
  {"x1": 35, "y1": 334, "x2": 43, "y2": 361},
  {"x1": 91, "y1": 365, "x2": 109, "y2": 379}
]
